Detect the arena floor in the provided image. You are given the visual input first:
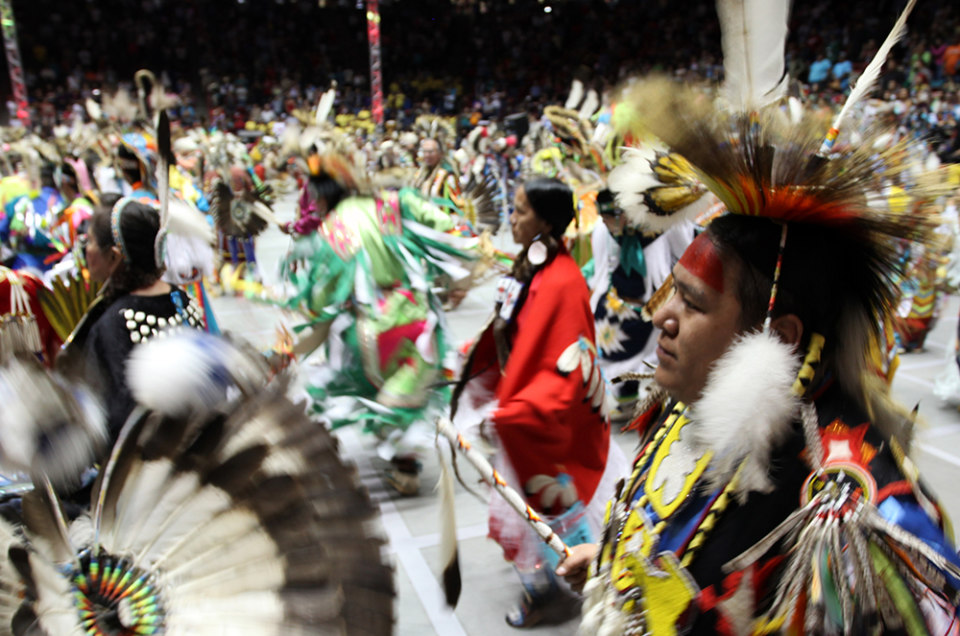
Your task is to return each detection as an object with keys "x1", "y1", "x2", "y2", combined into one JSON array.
[{"x1": 210, "y1": 193, "x2": 960, "y2": 636}]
